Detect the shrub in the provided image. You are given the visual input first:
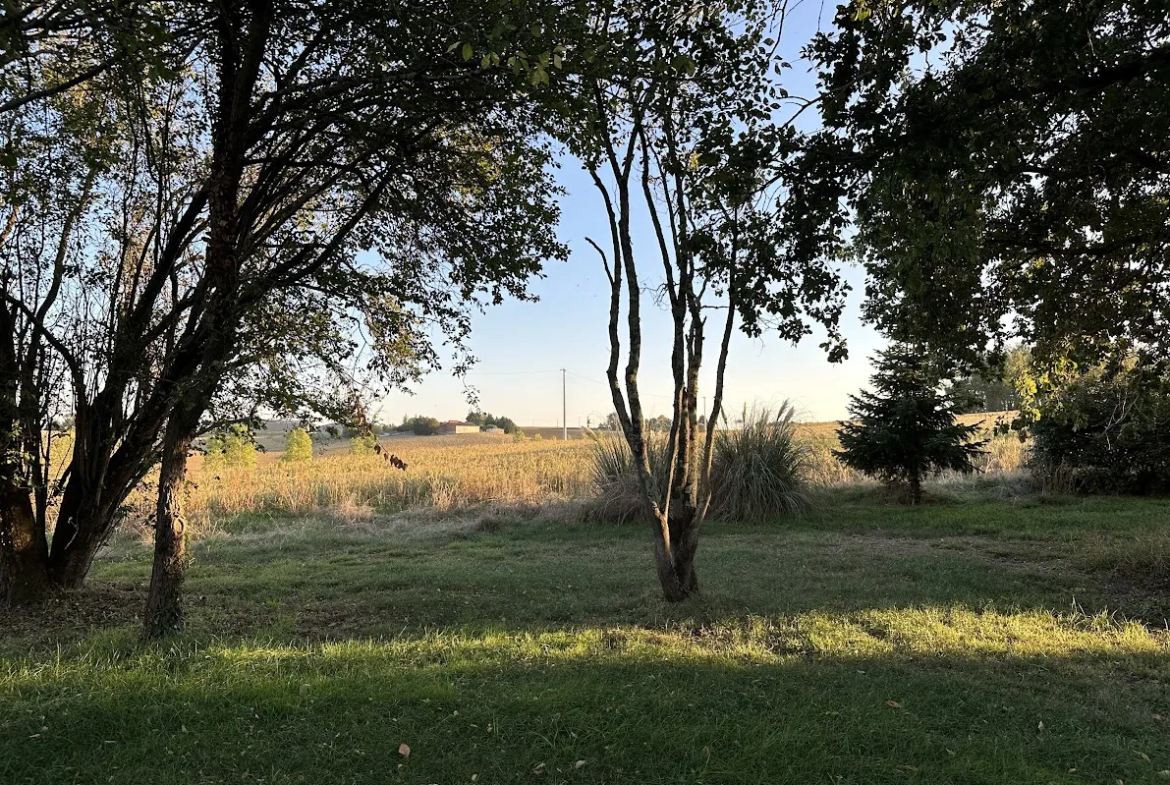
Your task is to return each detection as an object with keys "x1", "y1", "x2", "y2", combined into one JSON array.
[
  {"x1": 1031, "y1": 363, "x2": 1170, "y2": 494},
  {"x1": 710, "y1": 403, "x2": 810, "y2": 519},
  {"x1": 281, "y1": 428, "x2": 313, "y2": 462},
  {"x1": 588, "y1": 403, "x2": 811, "y2": 522},
  {"x1": 836, "y1": 345, "x2": 987, "y2": 504},
  {"x1": 588, "y1": 432, "x2": 670, "y2": 523},
  {"x1": 533, "y1": 433, "x2": 543, "y2": 441},
  {"x1": 205, "y1": 425, "x2": 258, "y2": 470},
  {"x1": 350, "y1": 433, "x2": 379, "y2": 455}
]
